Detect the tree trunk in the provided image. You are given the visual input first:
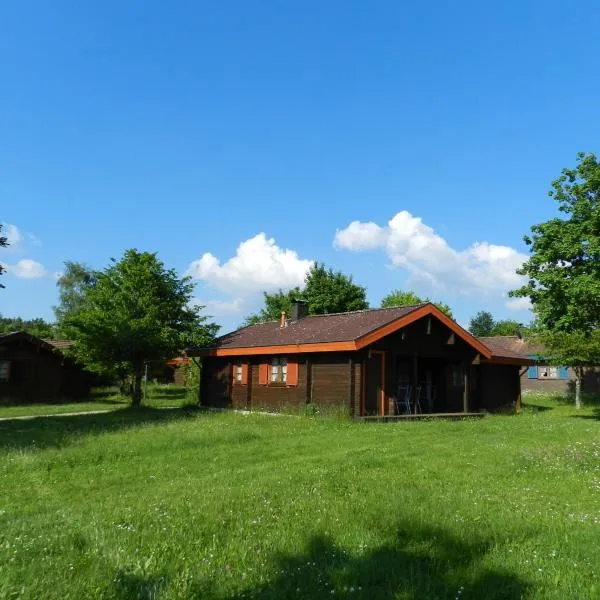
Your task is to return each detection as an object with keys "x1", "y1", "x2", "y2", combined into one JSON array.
[
  {"x1": 131, "y1": 363, "x2": 143, "y2": 407},
  {"x1": 574, "y1": 366, "x2": 583, "y2": 410}
]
